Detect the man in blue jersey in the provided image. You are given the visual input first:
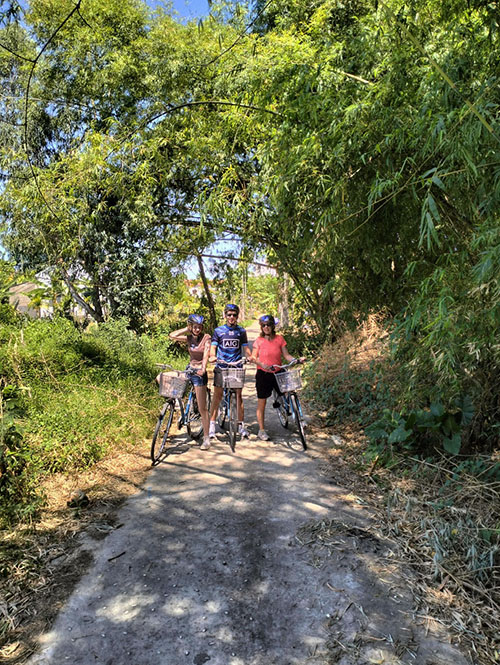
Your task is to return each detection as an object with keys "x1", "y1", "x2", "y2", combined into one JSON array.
[{"x1": 209, "y1": 303, "x2": 253, "y2": 439}]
